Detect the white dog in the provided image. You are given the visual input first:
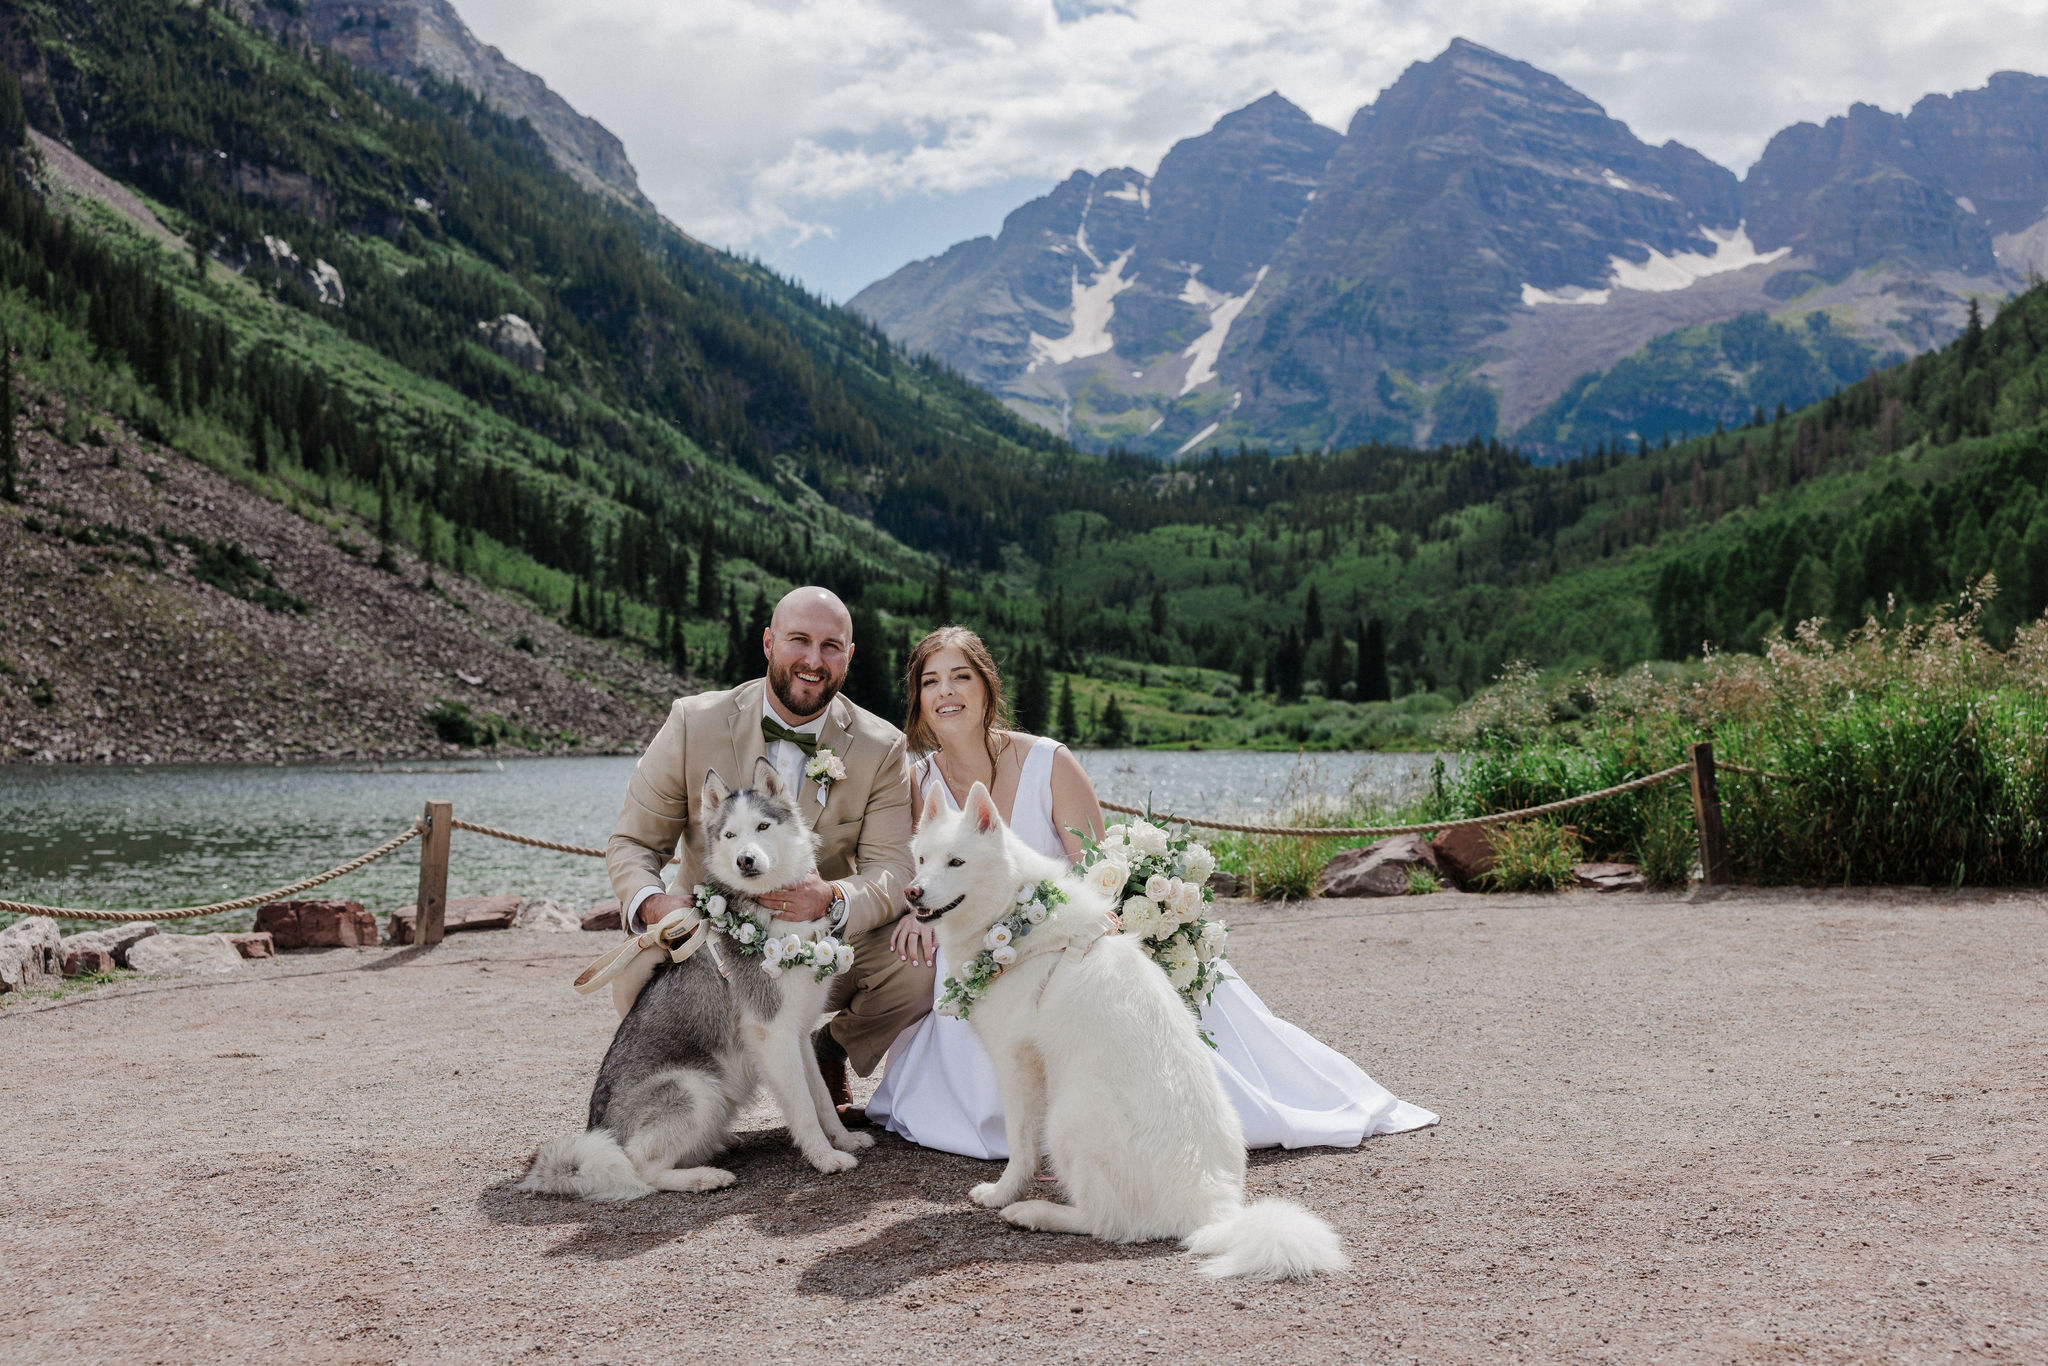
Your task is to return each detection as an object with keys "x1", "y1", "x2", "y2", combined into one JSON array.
[
  {"x1": 905, "y1": 782, "x2": 1349, "y2": 1280},
  {"x1": 517, "y1": 758, "x2": 872, "y2": 1201}
]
